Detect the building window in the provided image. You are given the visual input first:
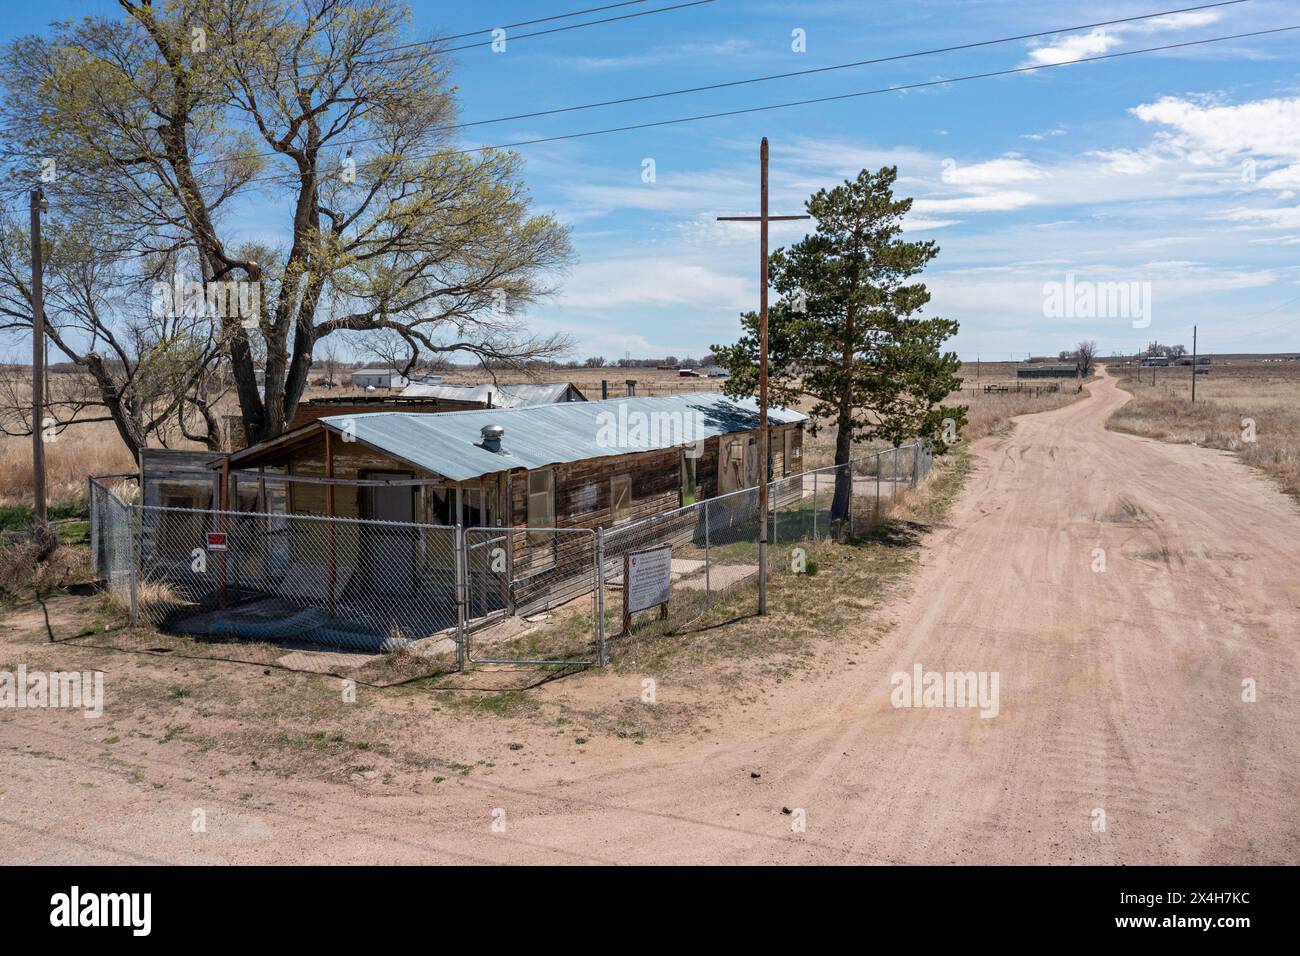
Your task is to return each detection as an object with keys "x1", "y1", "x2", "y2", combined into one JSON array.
[
  {"x1": 611, "y1": 474, "x2": 633, "y2": 524},
  {"x1": 527, "y1": 469, "x2": 554, "y2": 542},
  {"x1": 155, "y1": 484, "x2": 211, "y2": 560},
  {"x1": 719, "y1": 436, "x2": 746, "y2": 495},
  {"x1": 681, "y1": 454, "x2": 697, "y2": 506}
]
